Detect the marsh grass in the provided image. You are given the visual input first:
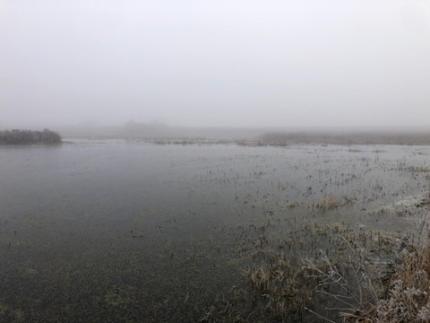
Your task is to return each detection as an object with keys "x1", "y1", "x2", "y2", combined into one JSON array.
[
  {"x1": 202, "y1": 223, "x2": 428, "y2": 323},
  {"x1": 364, "y1": 246, "x2": 430, "y2": 322},
  {"x1": 313, "y1": 195, "x2": 340, "y2": 211},
  {"x1": 409, "y1": 166, "x2": 430, "y2": 173}
]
